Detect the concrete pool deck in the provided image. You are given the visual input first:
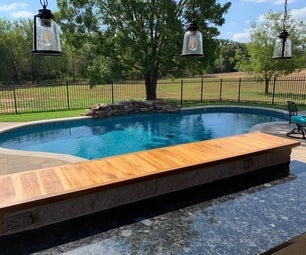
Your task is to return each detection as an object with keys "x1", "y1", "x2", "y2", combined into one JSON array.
[
  {"x1": 0, "y1": 119, "x2": 306, "y2": 254},
  {"x1": 0, "y1": 121, "x2": 88, "y2": 175},
  {"x1": 251, "y1": 121, "x2": 306, "y2": 163}
]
